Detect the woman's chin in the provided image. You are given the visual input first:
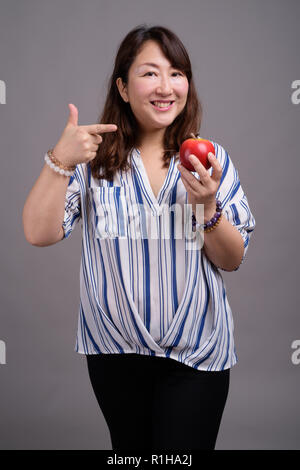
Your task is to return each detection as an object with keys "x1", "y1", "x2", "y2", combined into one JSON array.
[{"x1": 150, "y1": 116, "x2": 176, "y2": 129}]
